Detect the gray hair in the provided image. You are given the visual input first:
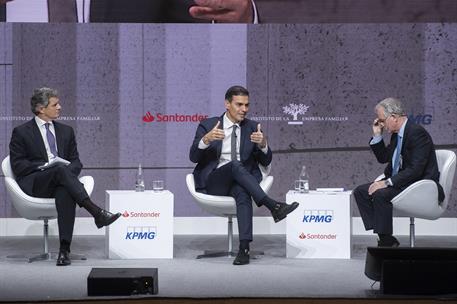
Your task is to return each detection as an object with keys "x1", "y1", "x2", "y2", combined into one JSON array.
[
  {"x1": 375, "y1": 97, "x2": 406, "y2": 117},
  {"x1": 31, "y1": 87, "x2": 58, "y2": 115}
]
